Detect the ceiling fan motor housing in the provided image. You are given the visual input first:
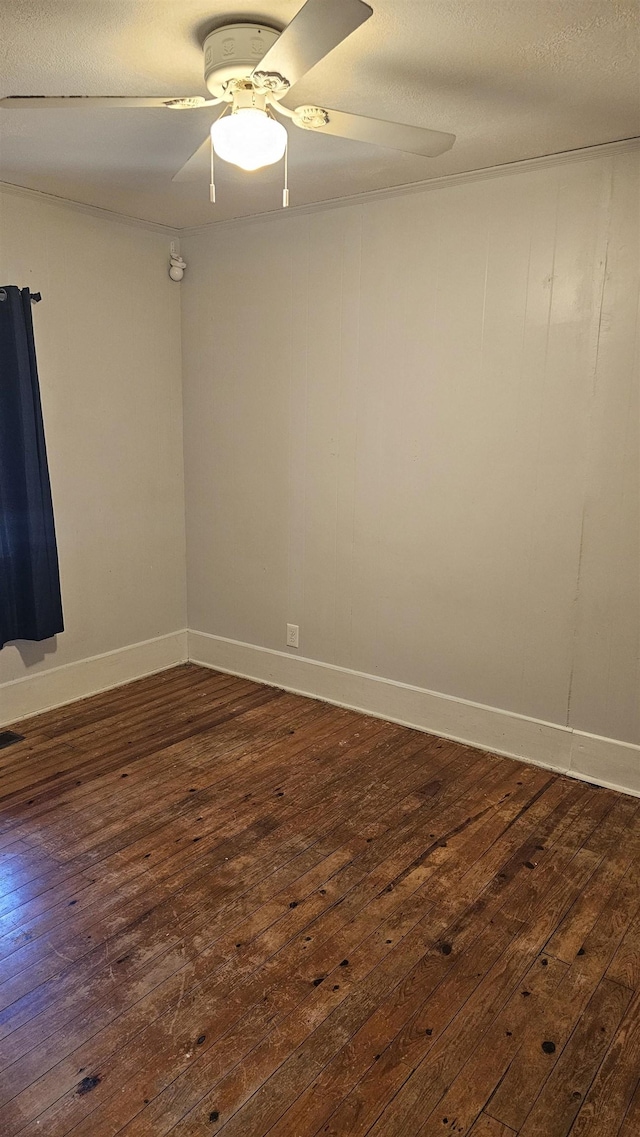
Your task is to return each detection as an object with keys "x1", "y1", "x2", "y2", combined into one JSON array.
[{"x1": 203, "y1": 24, "x2": 280, "y2": 96}]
